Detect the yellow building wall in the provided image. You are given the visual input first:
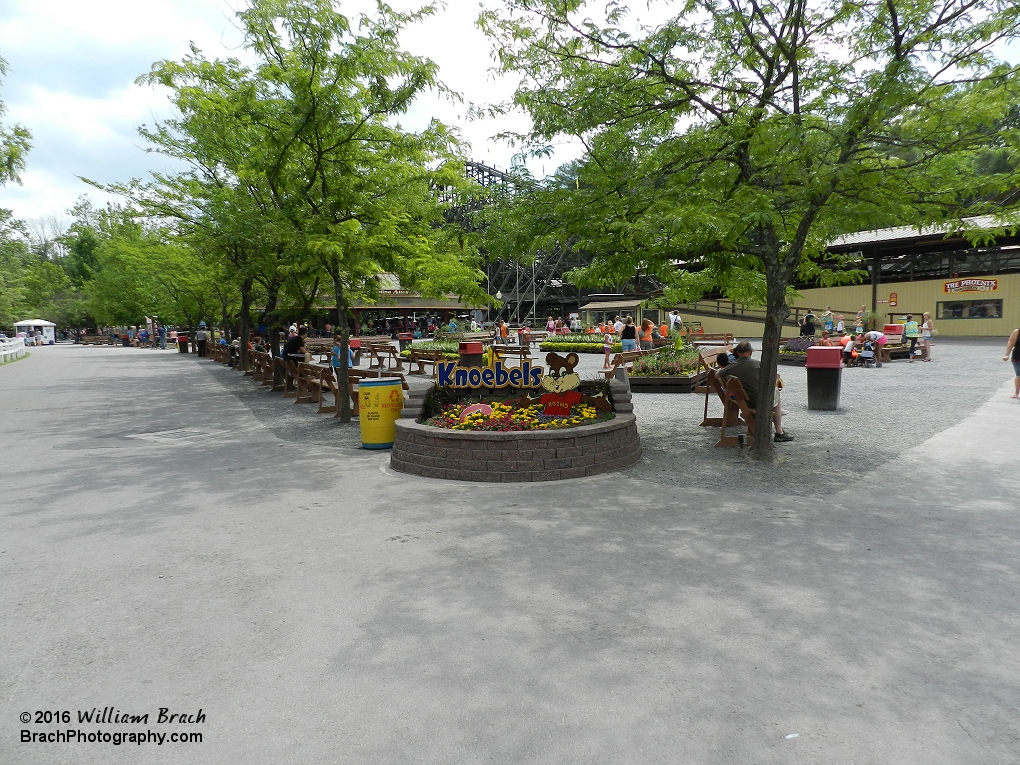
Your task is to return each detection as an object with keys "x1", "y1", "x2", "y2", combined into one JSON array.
[
  {"x1": 791, "y1": 274, "x2": 1020, "y2": 337},
  {"x1": 686, "y1": 315, "x2": 801, "y2": 340}
]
